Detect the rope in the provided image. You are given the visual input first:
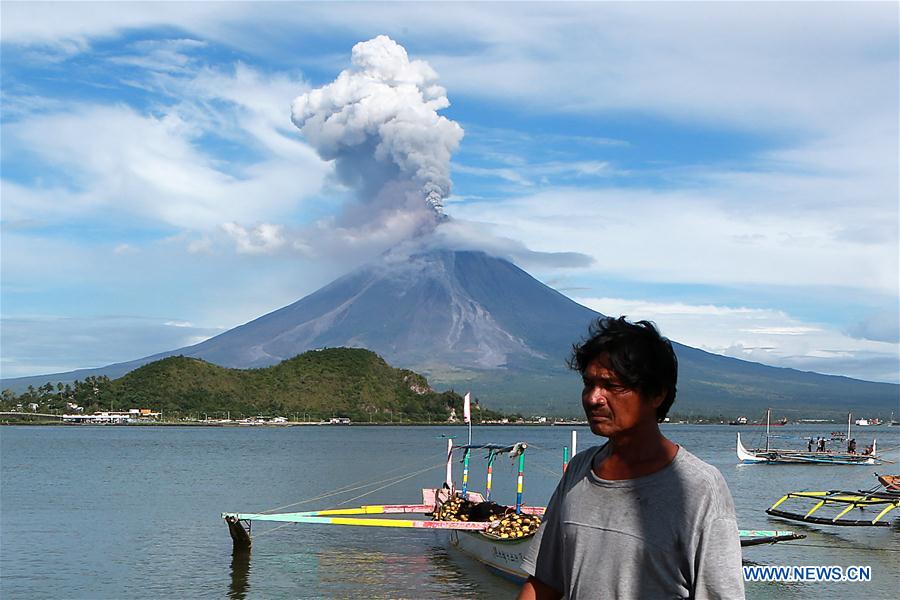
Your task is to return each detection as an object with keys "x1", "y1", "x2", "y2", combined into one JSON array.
[
  {"x1": 532, "y1": 463, "x2": 566, "y2": 480},
  {"x1": 250, "y1": 462, "x2": 444, "y2": 539},
  {"x1": 254, "y1": 521, "x2": 296, "y2": 538},
  {"x1": 259, "y1": 455, "x2": 443, "y2": 514},
  {"x1": 336, "y1": 462, "x2": 443, "y2": 506},
  {"x1": 520, "y1": 441, "x2": 562, "y2": 453}
]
